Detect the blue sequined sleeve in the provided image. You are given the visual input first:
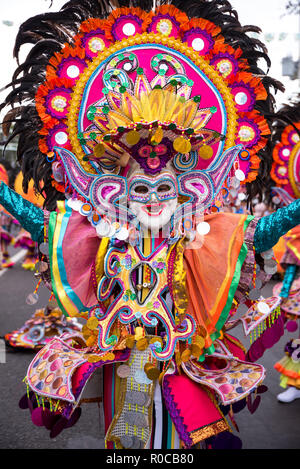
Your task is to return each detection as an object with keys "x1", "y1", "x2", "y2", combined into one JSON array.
[
  {"x1": 0, "y1": 182, "x2": 44, "y2": 243},
  {"x1": 254, "y1": 199, "x2": 300, "y2": 253},
  {"x1": 280, "y1": 264, "x2": 297, "y2": 298}
]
